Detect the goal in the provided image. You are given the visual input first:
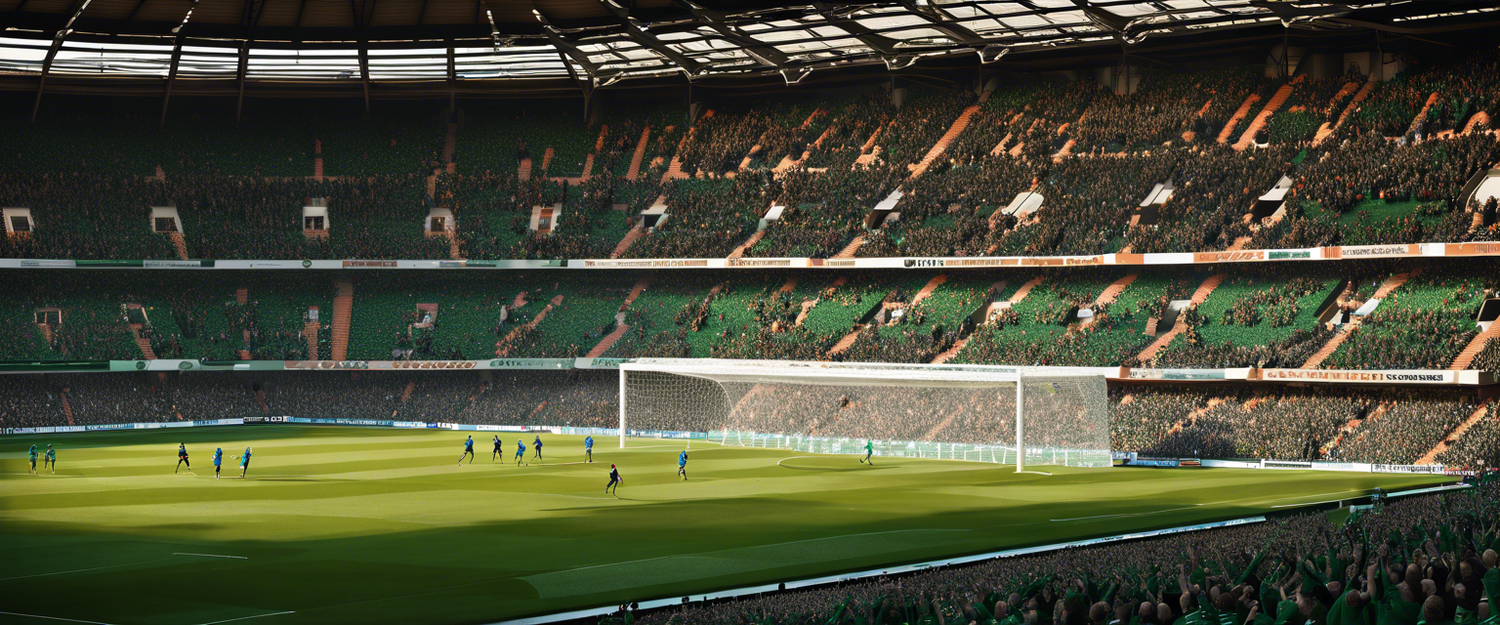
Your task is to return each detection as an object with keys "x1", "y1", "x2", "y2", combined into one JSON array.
[{"x1": 618, "y1": 358, "x2": 1110, "y2": 470}]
